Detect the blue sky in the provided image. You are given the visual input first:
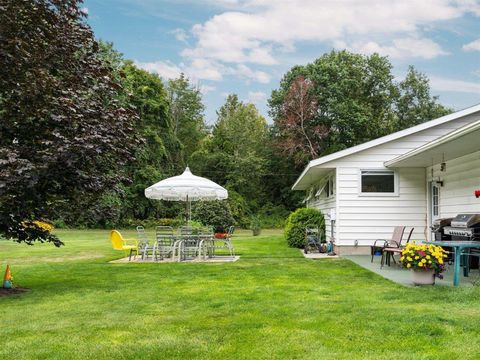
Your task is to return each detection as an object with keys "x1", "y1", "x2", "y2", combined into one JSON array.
[{"x1": 84, "y1": 0, "x2": 480, "y2": 124}]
